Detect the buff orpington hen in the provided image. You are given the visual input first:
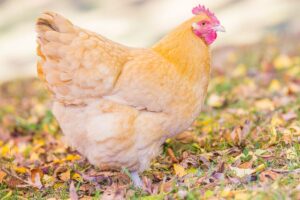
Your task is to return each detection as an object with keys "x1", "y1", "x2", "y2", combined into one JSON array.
[{"x1": 36, "y1": 5, "x2": 224, "y2": 187}]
